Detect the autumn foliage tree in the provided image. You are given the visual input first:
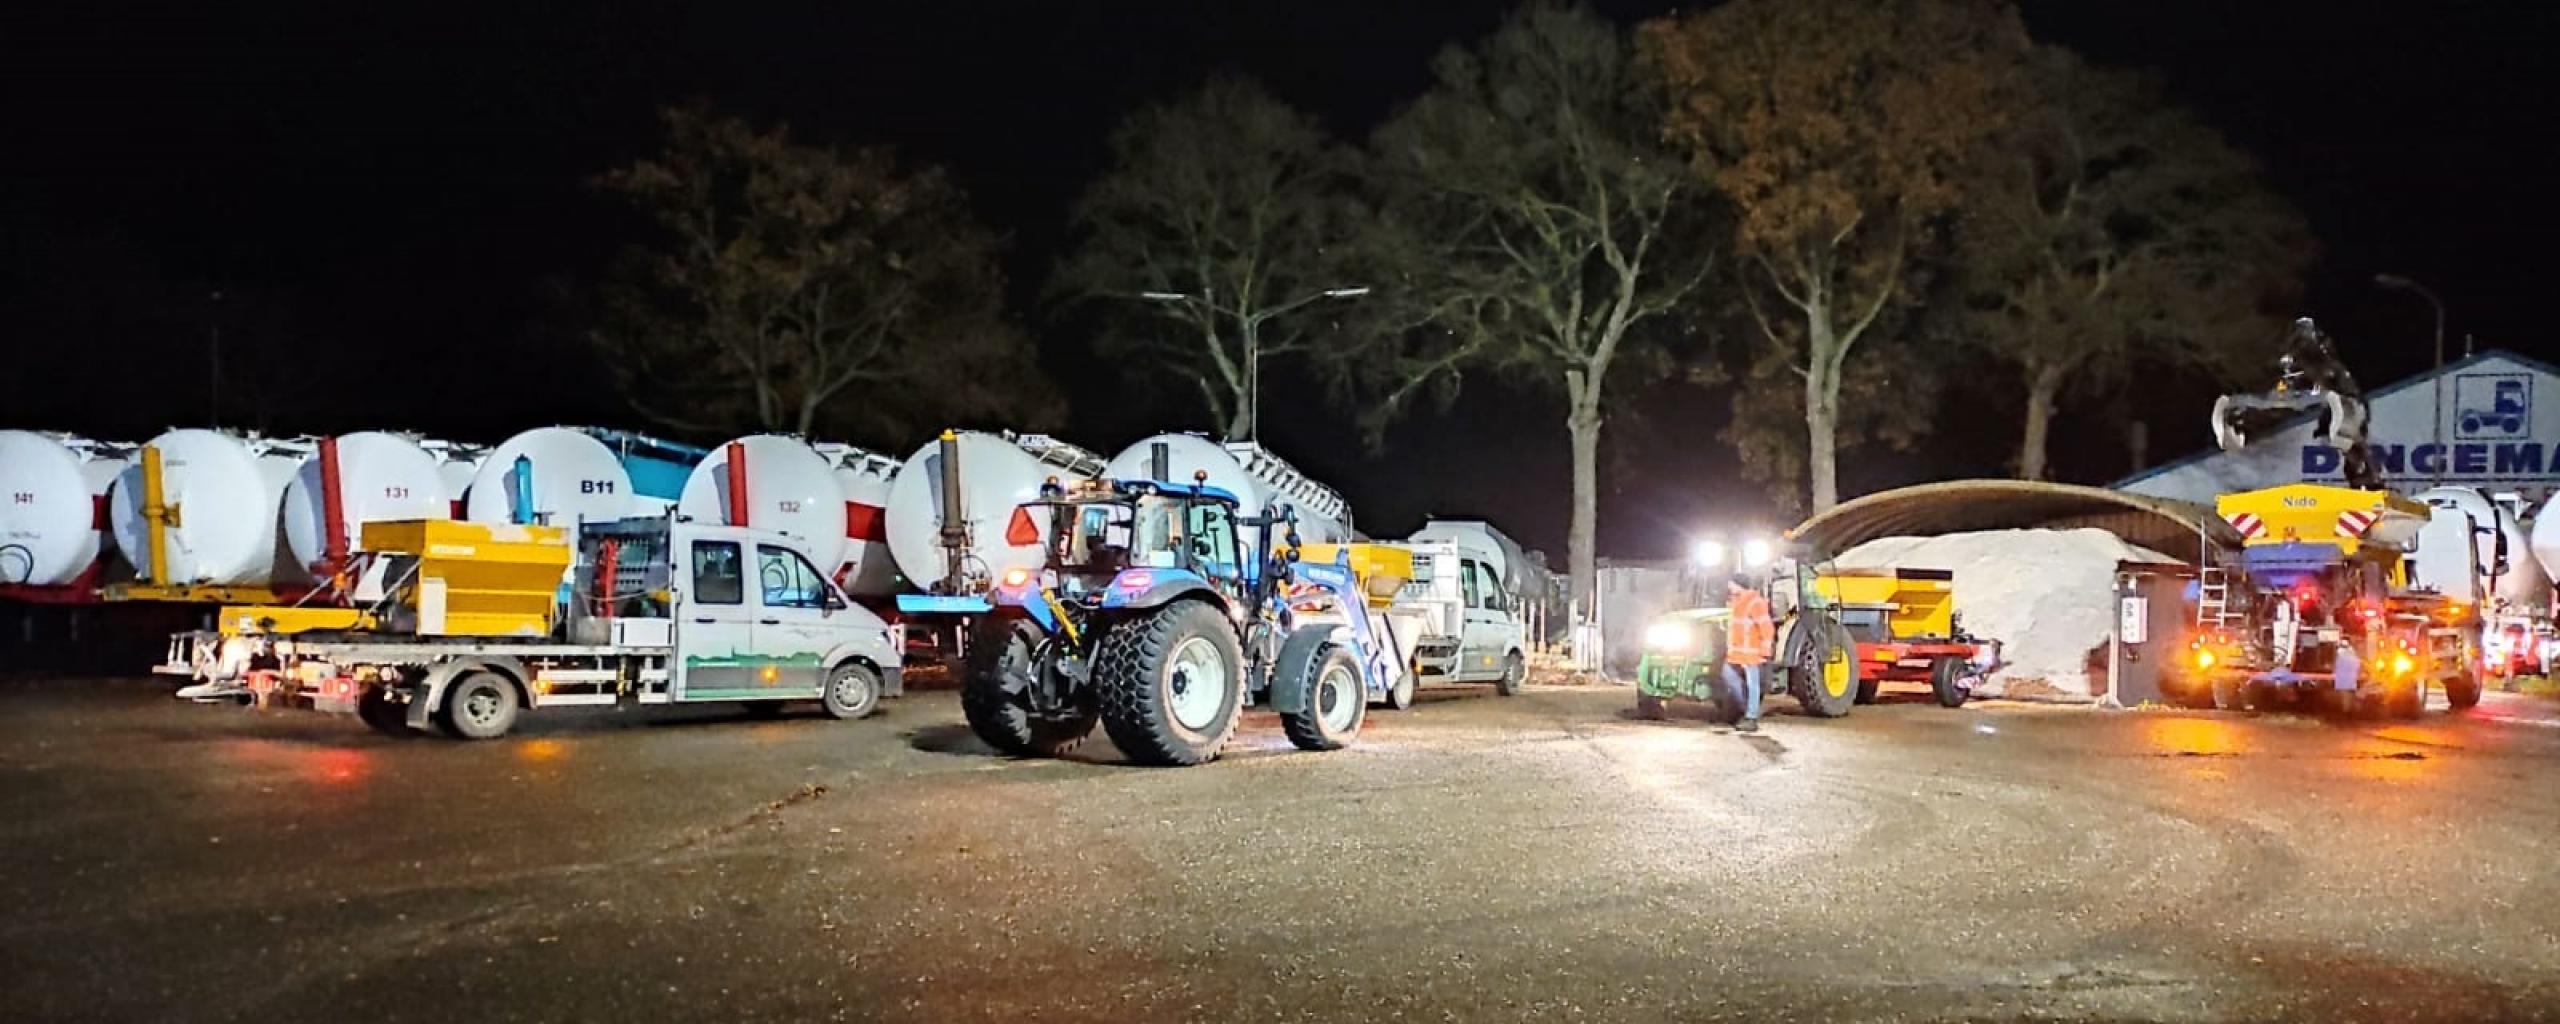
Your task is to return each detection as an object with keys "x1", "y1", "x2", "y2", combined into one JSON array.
[
  {"x1": 1642, "y1": 0, "x2": 2027, "y2": 510},
  {"x1": 591, "y1": 105, "x2": 1056, "y2": 443},
  {"x1": 1955, "y1": 49, "x2": 2314, "y2": 479},
  {"x1": 1346, "y1": 2, "x2": 1713, "y2": 607}
]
